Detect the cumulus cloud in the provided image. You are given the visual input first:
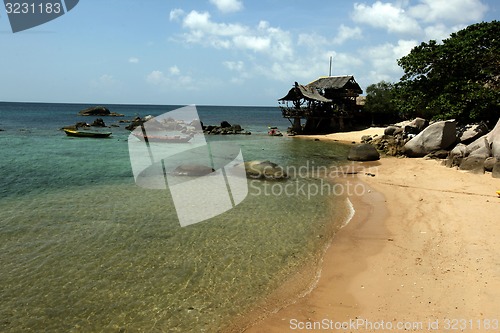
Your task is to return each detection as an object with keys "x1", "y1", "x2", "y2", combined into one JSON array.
[
  {"x1": 209, "y1": 0, "x2": 243, "y2": 13},
  {"x1": 352, "y1": 1, "x2": 422, "y2": 35},
  {"x1": 223, "y1": 60, "x2": 244, "y2": 72},
  {"x1": 333, "y1": 24, "x2": 363, "y2": 44},
  {"x1": 146, "y1": 69, "x2": 194, "y2": 89},
  {"x1": 146, "y1": 70, "x2": 167, "y2": 85},
  {"x1": 408, "y1": 0, "x2": 488, "y2": 24},
  {"x1": 169, "y1": 8, "x2": 184, "y2": 21},
  {"x1": 172, "y1": 11, "x2": 293, "y2": 59},
  {"x1": 169, "y1": 66, "x2": 181, "y2": 75}
]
